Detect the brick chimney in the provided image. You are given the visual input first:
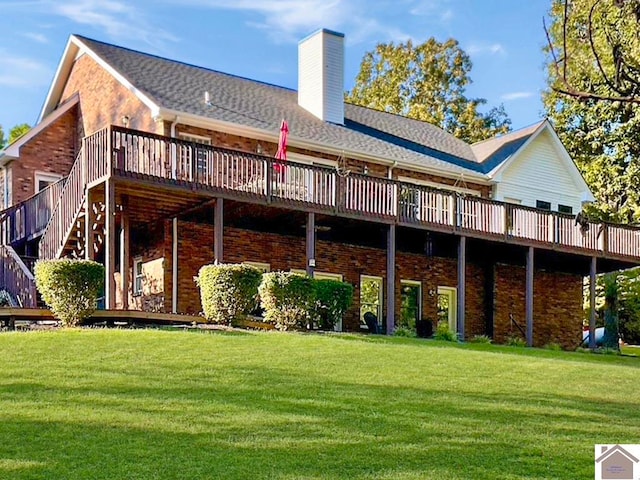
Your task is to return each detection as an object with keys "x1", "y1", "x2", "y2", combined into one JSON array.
[{"x1": 298, "y1": 29, "x2": 345, "y2": 125}]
